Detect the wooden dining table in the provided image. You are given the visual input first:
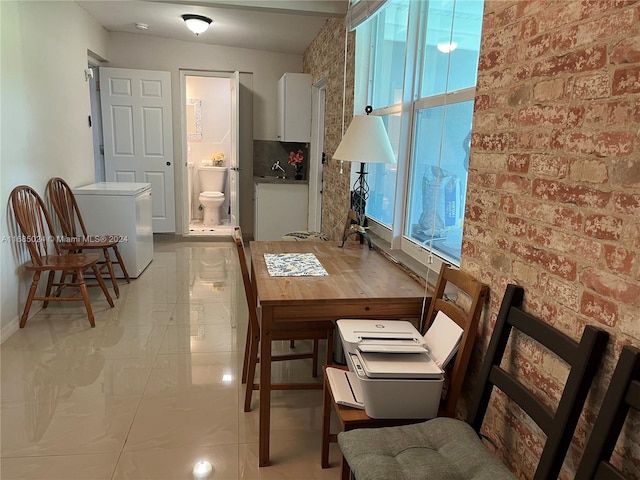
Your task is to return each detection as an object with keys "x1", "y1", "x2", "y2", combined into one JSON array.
[{"x1": 249, "y1": 240, "x2": 427, "y2": 466}]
